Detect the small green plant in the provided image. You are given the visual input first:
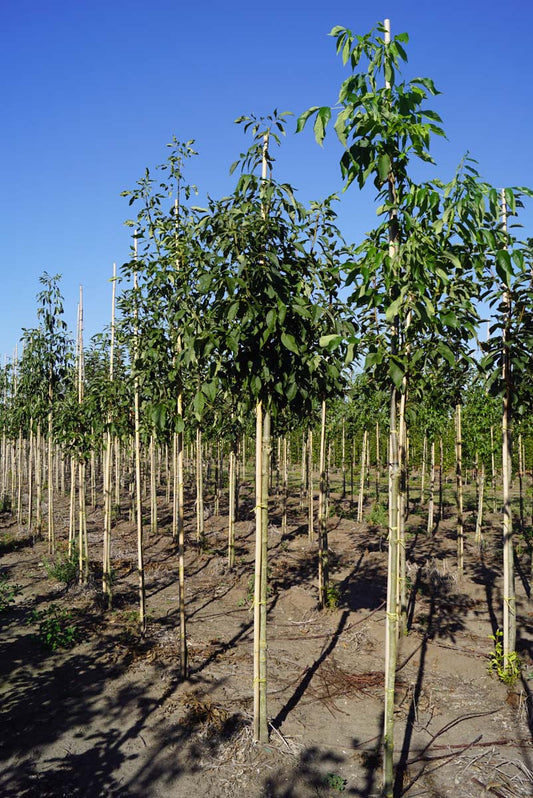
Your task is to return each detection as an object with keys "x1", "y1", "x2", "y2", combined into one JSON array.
[
  {"x1": 28, "y1": 604, "x2": 80, "y2": 651},
  {"x1": 368, "y1": 502, "x2": 387, "y2": 528},
  {"x1": 488, "y1": 629, "x2": 522, "y2": 686},
  {"x1": 325, "y1": 581, "x2": 341, "y2": 609},
  {"x1": 0, "y1": 574, "x2": 22, "y2": 612},
  {"x1": 43, "y1": 546, "x2": 78, "y2": 585},
  {"x1": 323, "y1": 772, "x2": 347, "y2": 792}
]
